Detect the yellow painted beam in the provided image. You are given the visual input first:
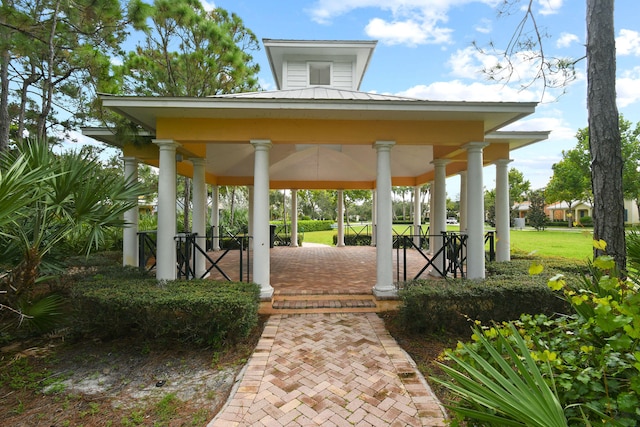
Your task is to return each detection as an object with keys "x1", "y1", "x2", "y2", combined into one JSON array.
[{"x1": 157, "y1": 118, "x2": 485, "y2": 145}]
